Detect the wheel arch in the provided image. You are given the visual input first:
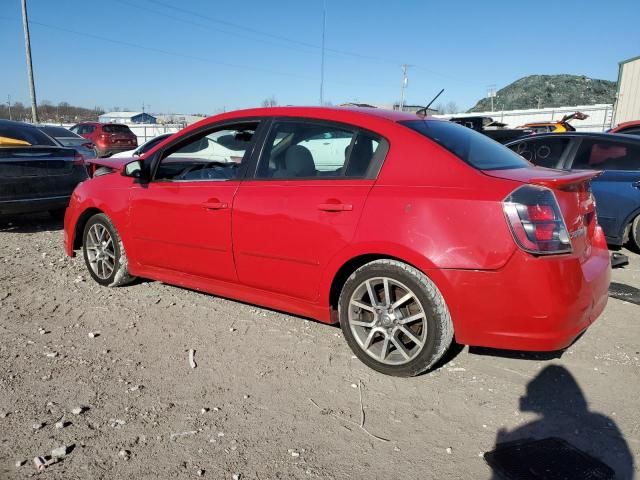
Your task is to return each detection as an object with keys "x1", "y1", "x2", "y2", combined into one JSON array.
[
  {"x1": 72, "y1": 207, "x2": 104, "y2": 250},
  {"x1": 324, "y1": 243, "x2": 442, "y2": 321}
]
